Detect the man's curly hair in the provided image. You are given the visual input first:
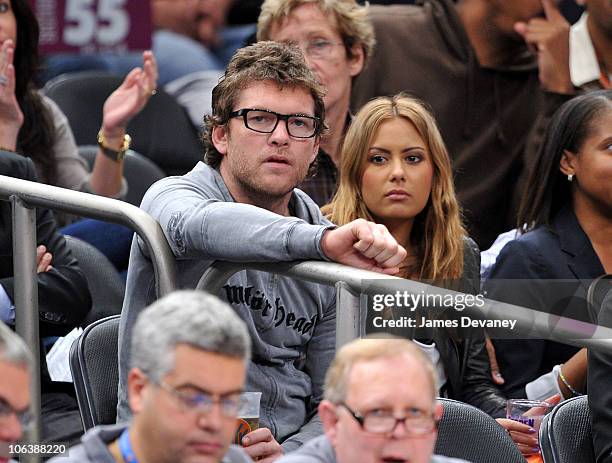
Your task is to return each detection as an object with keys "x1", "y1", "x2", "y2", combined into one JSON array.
[{"x1": 202, "y1": 41, "x2": 327, "y2": 168}]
